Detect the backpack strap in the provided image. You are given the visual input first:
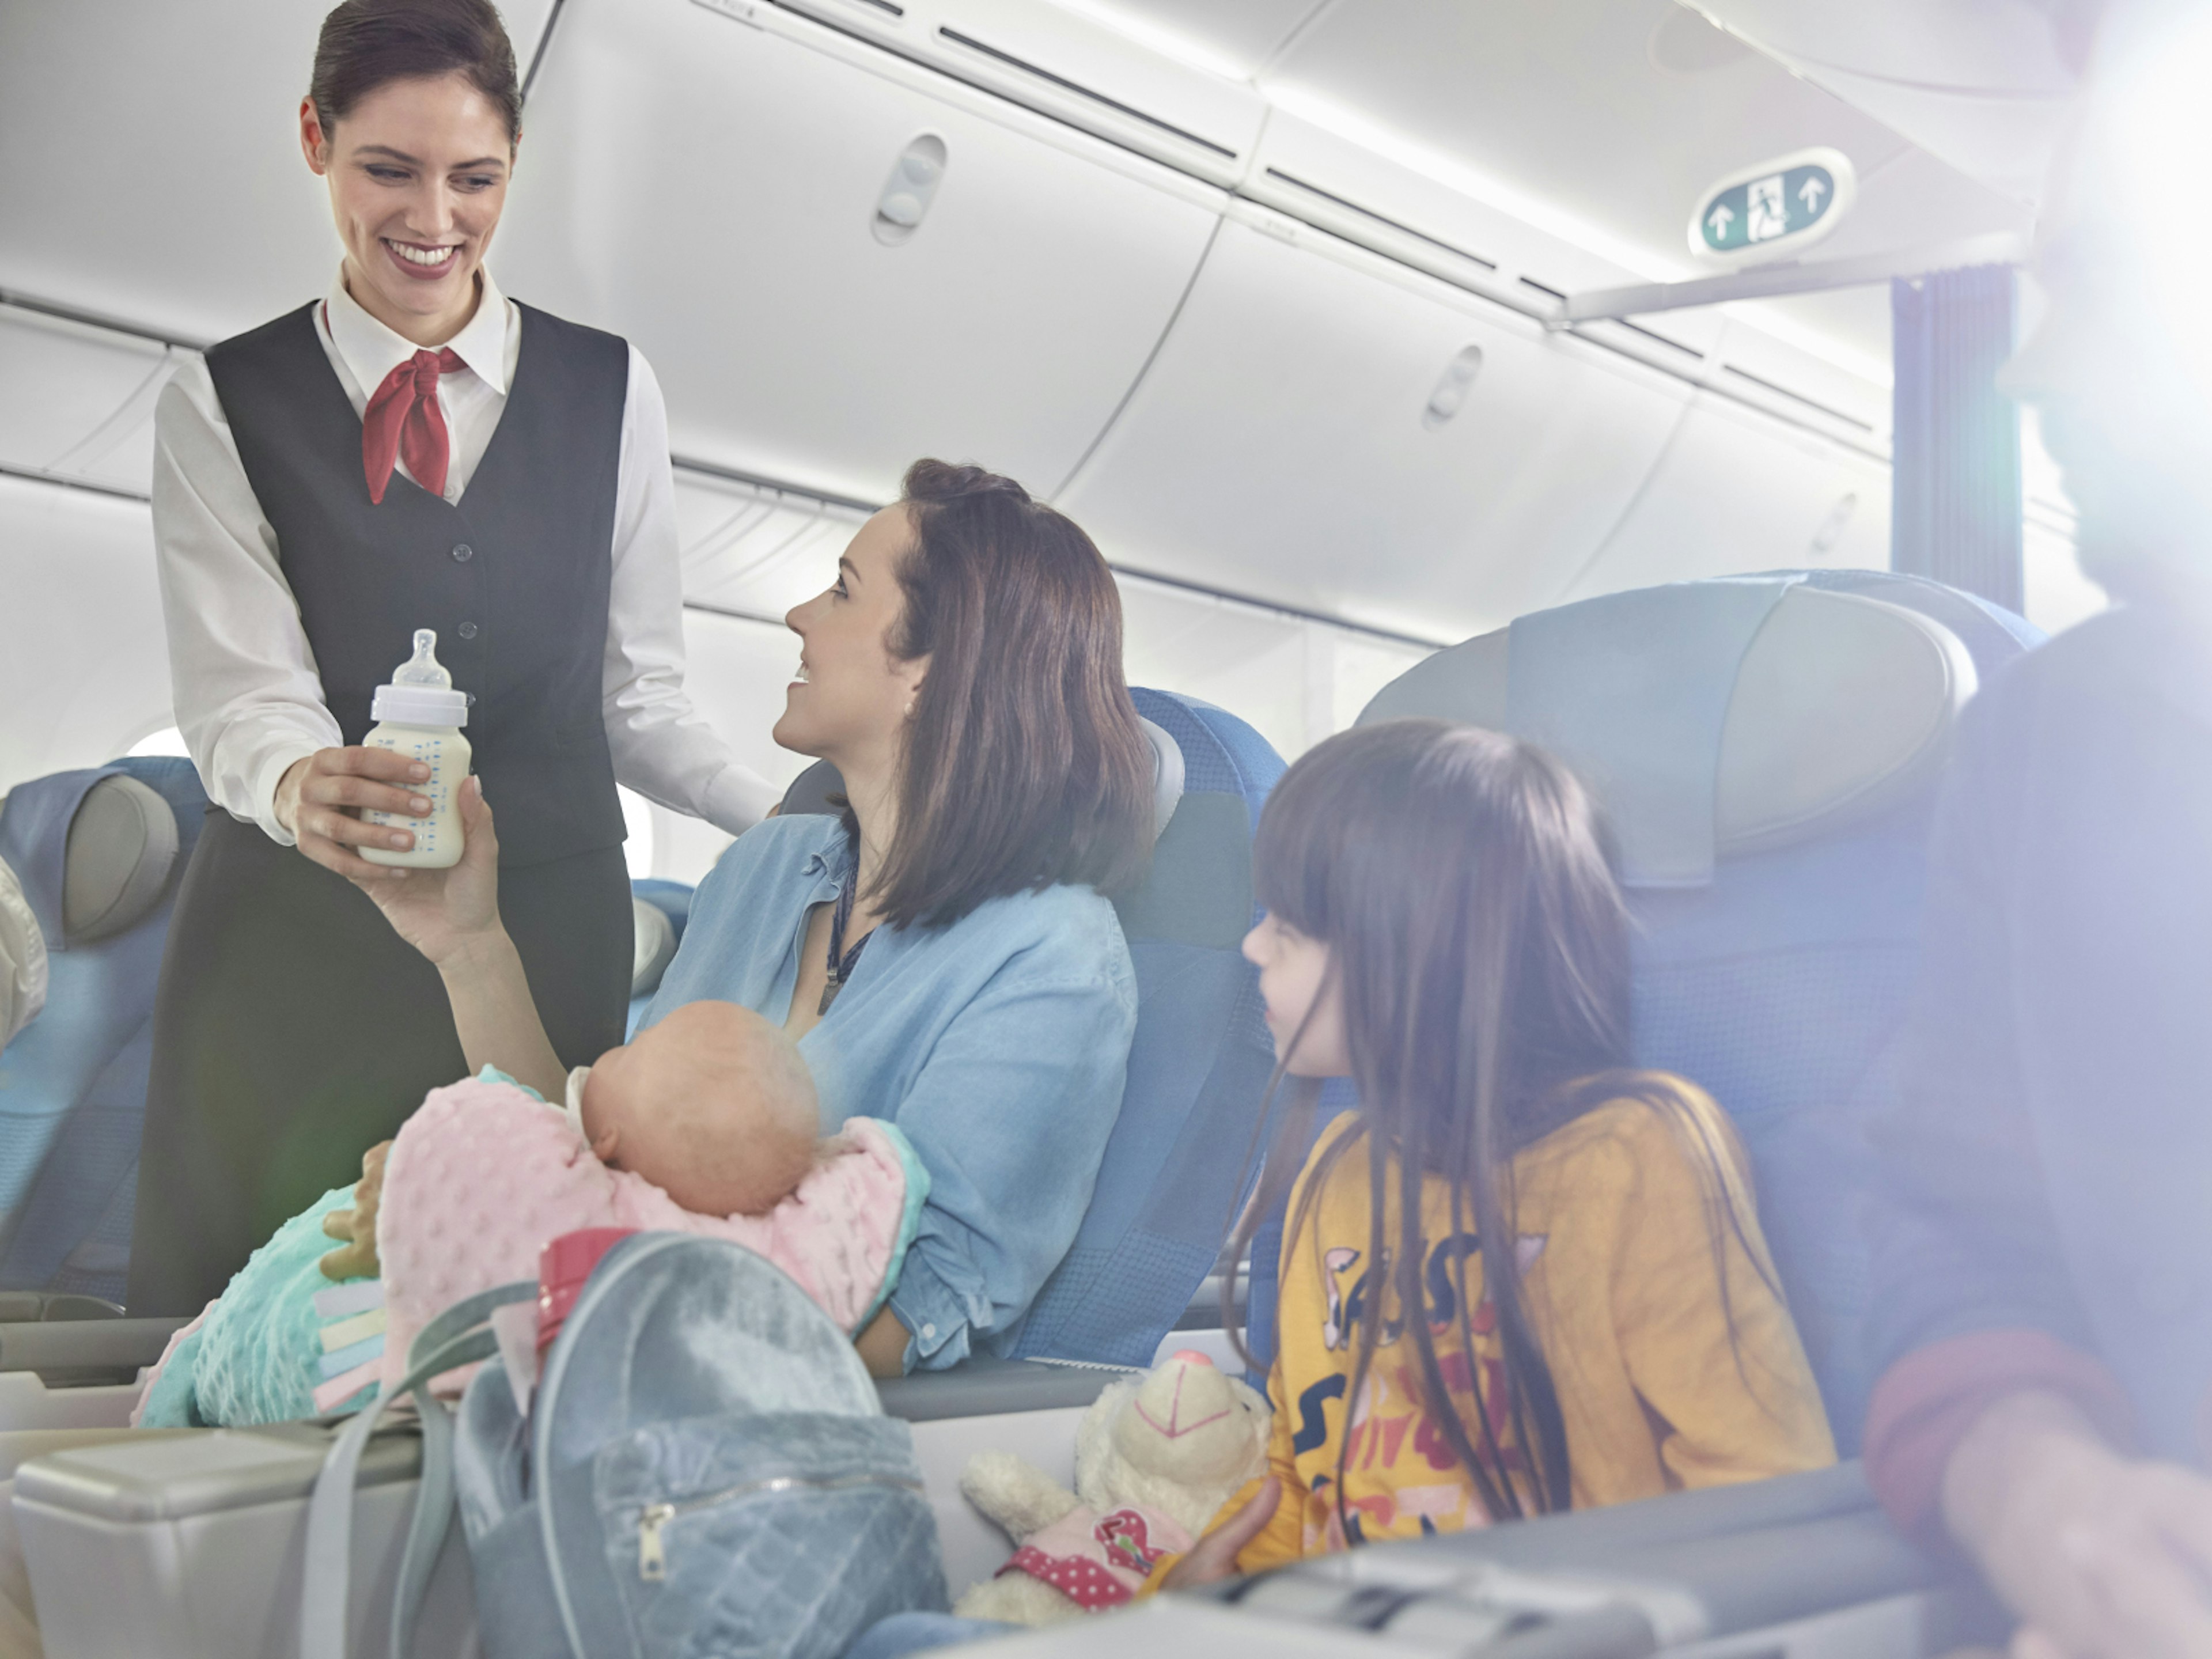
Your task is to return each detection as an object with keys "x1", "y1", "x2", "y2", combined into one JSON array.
[{"x1": 300, "y1": 1280, "x2": 537, "y2": 1659}]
